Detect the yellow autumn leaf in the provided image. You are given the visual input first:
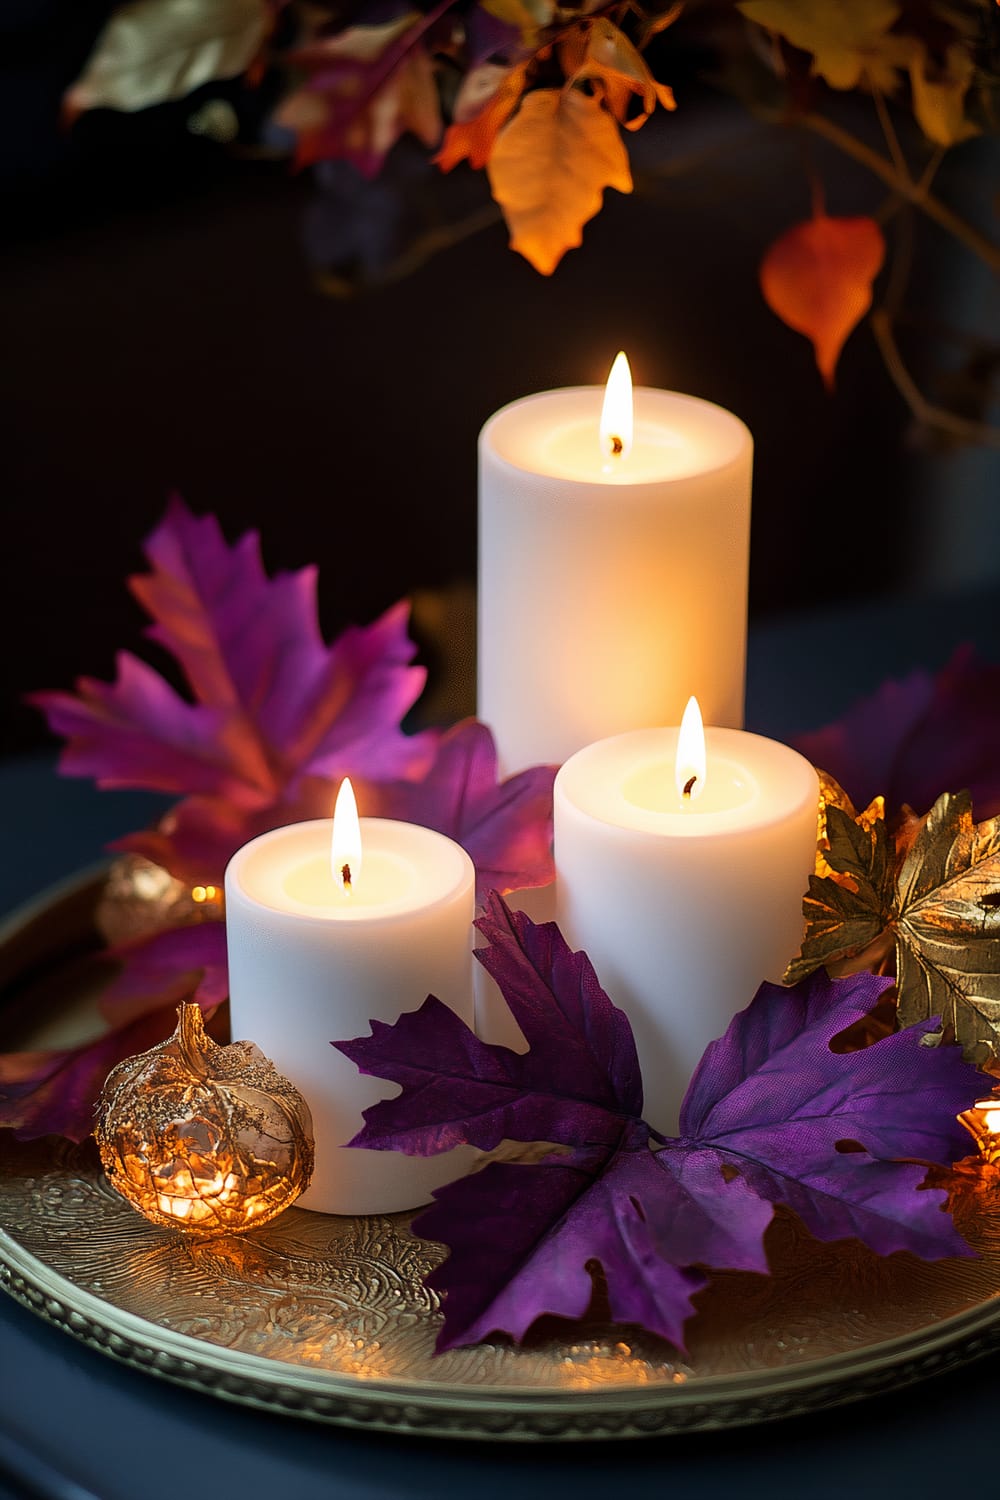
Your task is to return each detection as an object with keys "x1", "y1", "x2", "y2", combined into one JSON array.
[
  {"x1": 739, "y1": 0, "x2": 900, "y2": 91},
  {"x1": 909, "y1": 41, "x2": 979, "y2": 147},
  {"x1": 487, "y1": 88, "x2": 632, "y2": 275},
  {"x1": 65, "y1": 0, "x2": 270, "y2": 117}
]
